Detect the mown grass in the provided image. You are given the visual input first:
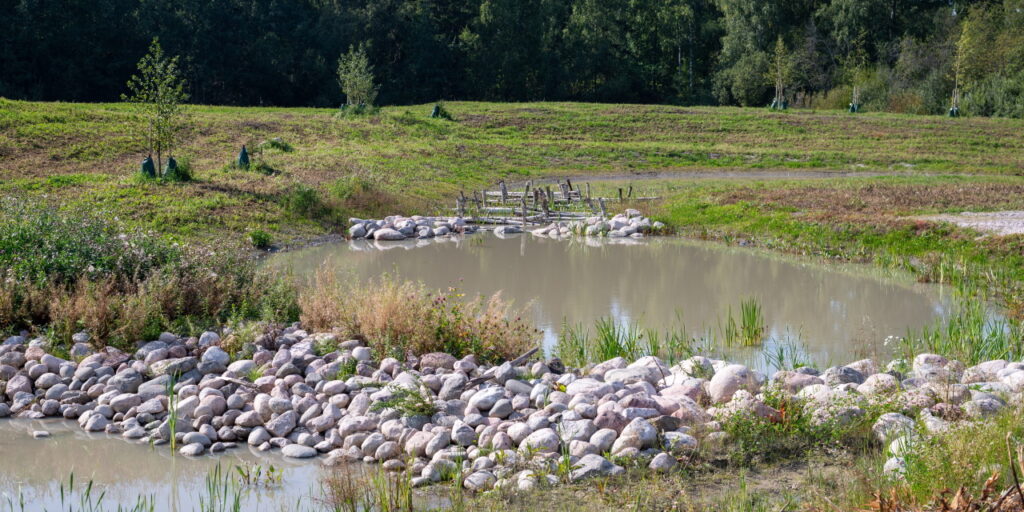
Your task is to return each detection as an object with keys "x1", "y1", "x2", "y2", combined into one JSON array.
[{"x1": 3, "y1": 99, "x2": 1024, "y2": 246}]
